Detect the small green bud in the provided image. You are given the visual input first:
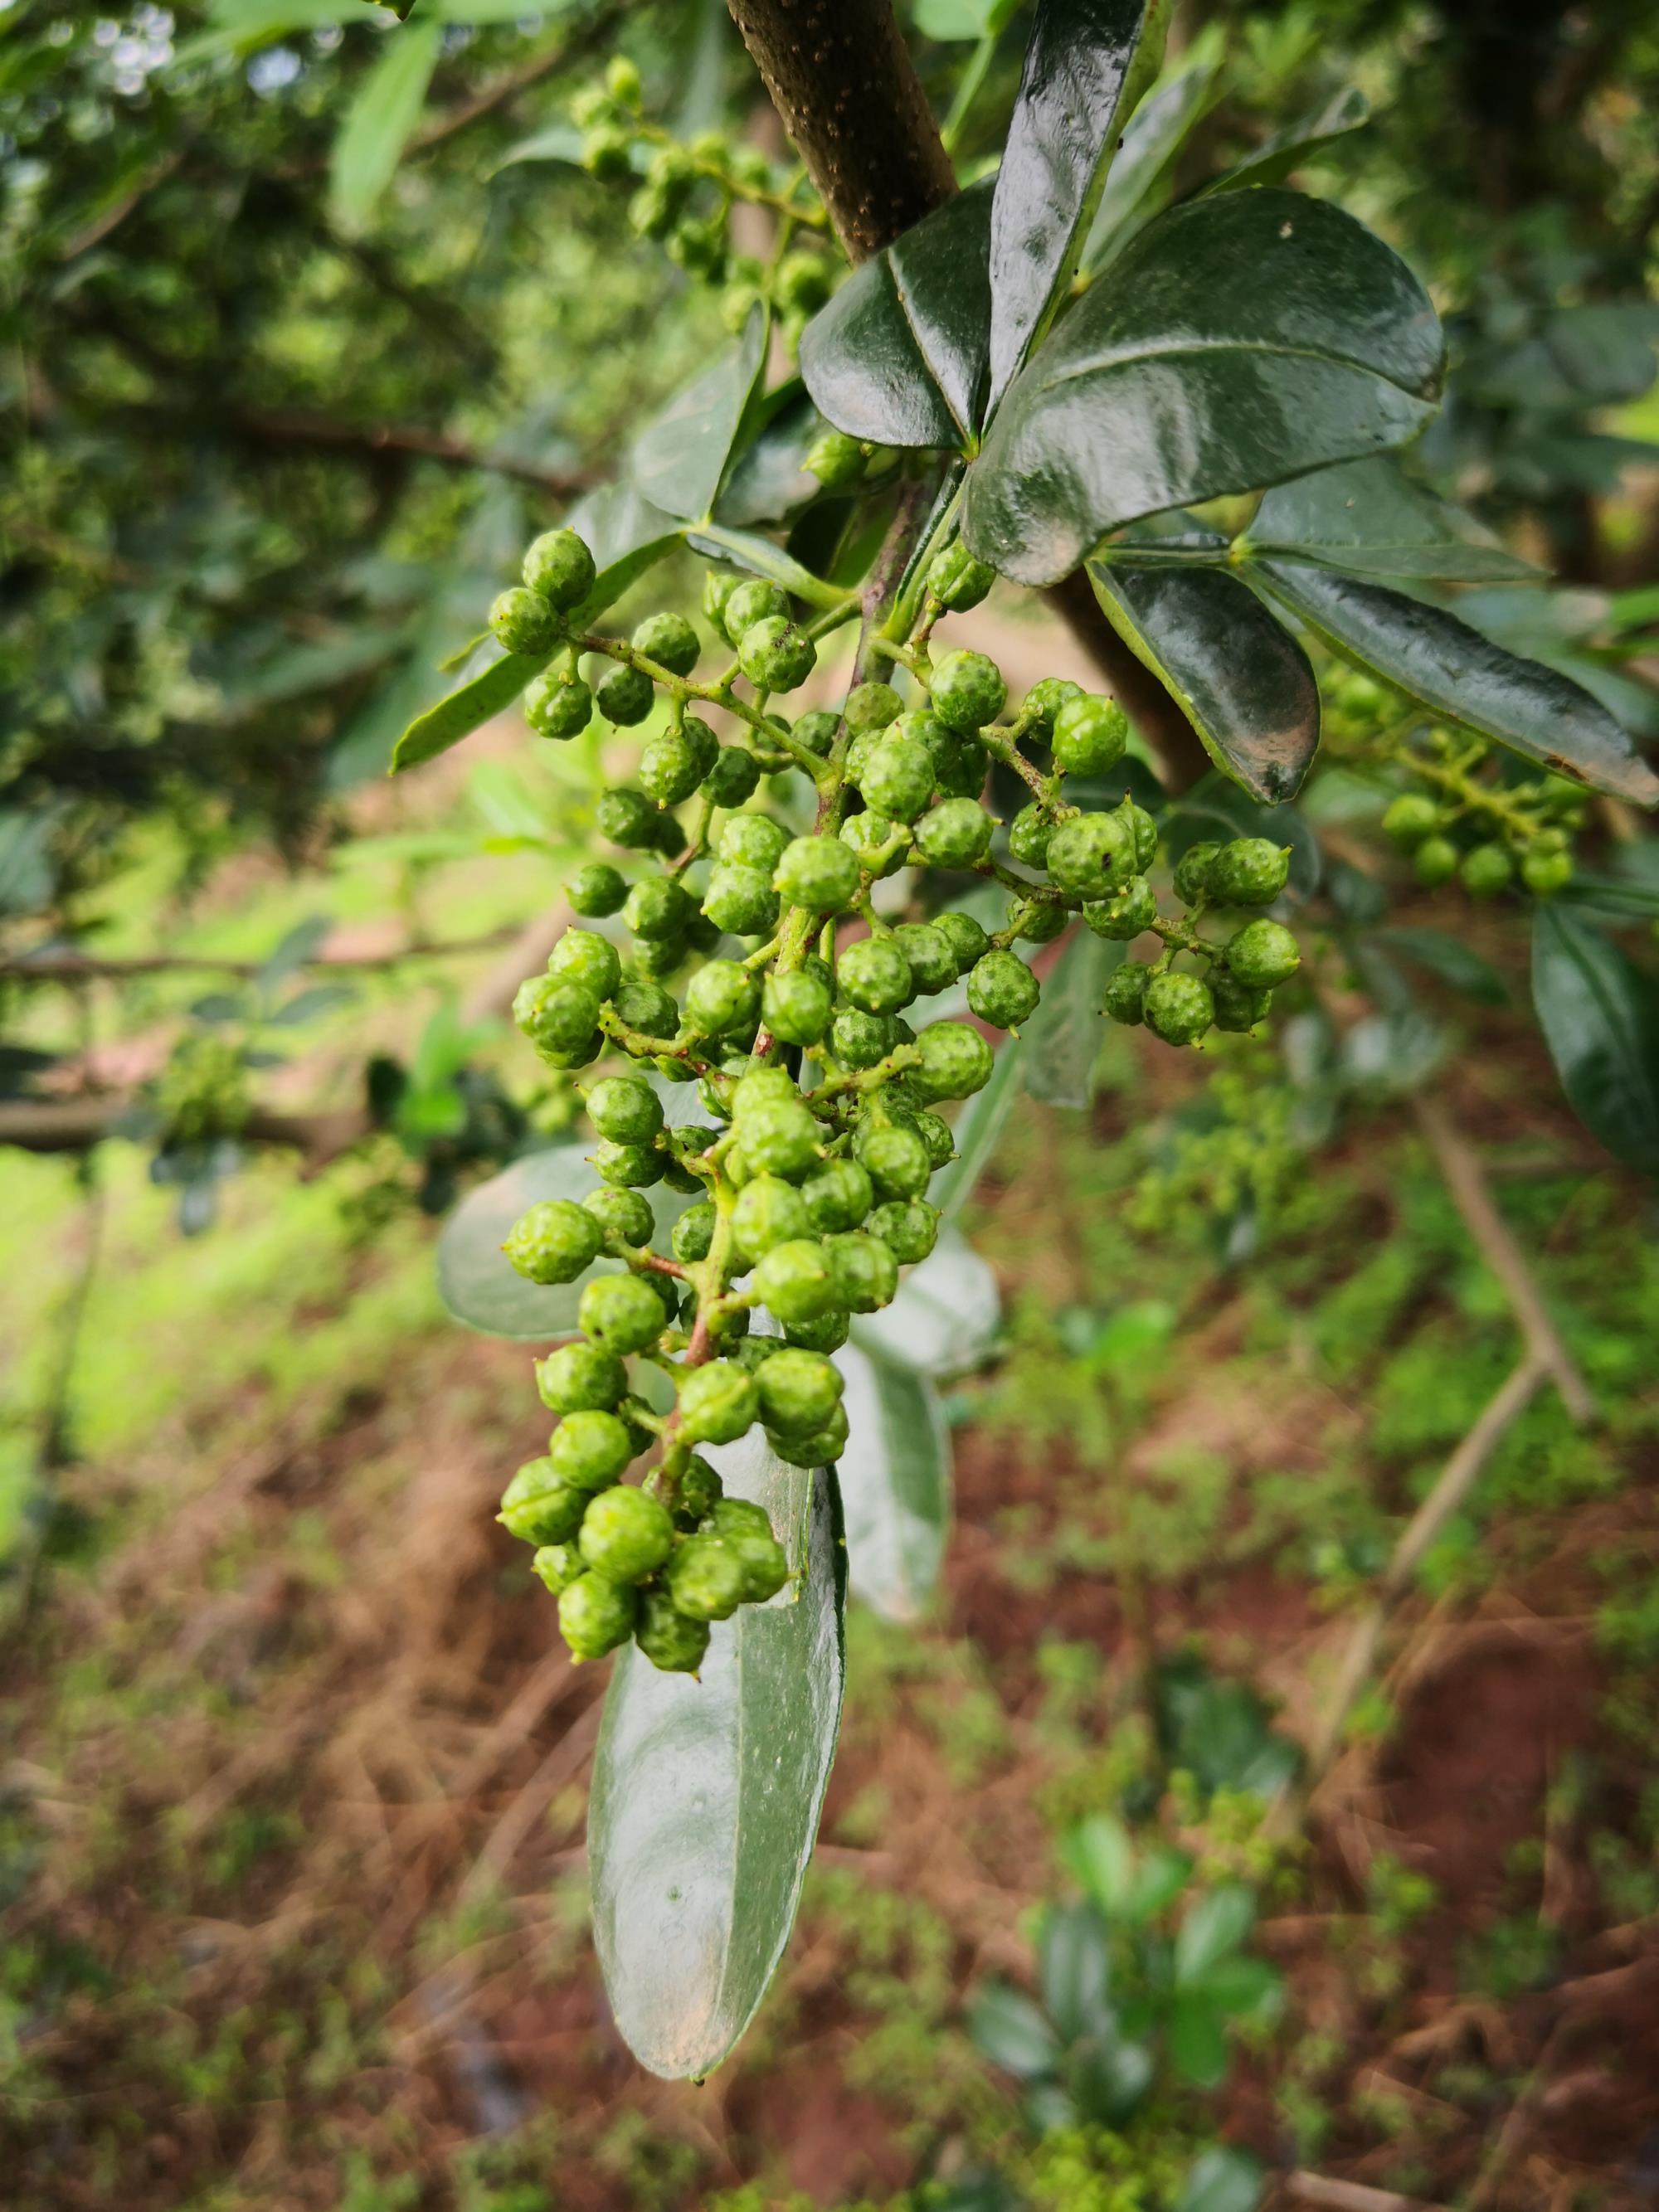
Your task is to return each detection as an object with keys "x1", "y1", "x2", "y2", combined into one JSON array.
[
  {"x1": 1461, "y1": 843, "x2": 1514, "y2": 898},
  {"x1": 1084, "y1": 876, "x2": 1158, "y2": 940},
  {"x1": 667, "y1": 1535, "x2": 747, "y2": 1621},
  {"x1": 855, "y1": 1119, "x2": 931, "y2": 1201},
  {"x1": 1102, "y1": 961, "x2": 1151, "y2": 1026},
  {"x1": 722, "y1": 578, "x2": 789, "y2": 644},
  {"x1": 684, "y1": 958, "x2": 761, "y2": 1038},
  {"x1": 524, "y1": 667, "x2": 592, "y2": 739},
  {"x1": 1209, "y1": 838, "x2": 1292, "y2": 907},
  {"x1": 738, "y1": 1096, "x2": 822, "y2": 1181},
  {"x1": 503, "y1": 1198, "x2": 604, "y2": 1285},
  {"x1": 830, "y1": 1007, "x2": 896, "y2": 1069},
  {"x1": 914, "y1": 796, "x2": 992, "y2": 869},
  {"x1": 672, "y1": 1200, "x2": 717, "y2": 1264},
  {"x1": 1382, "y1": 792, "x2": 1440, "y2": 848},
  {"x1": 548, "y1": 1408, "x2": 635, "y2": 1491},
  {"x1": 890, "y1": 921, "x2": 957, "y2": 996},
  {"x1": 596, "y1": 786, "x2": 659, "y2": 848},
  {"x1": 548, "y1": 926, "x2": 623, "y2": 1000},
  {"x1": 933, "y1": 907, "x2": 990, "y2": 975},
  {"x1": 912, "y1": 1018, "x2": 994, "y2": 1101},
  {"x1": 640, "y1": 718, "x2": 718, "y2": 807},
  {"x1": 1172, "y1": 841, "x2": 1222, "y2": 906},
  {"x1": 1520, "y1": 847, "x2": 1574, "y2": 896},
  {"x1": 844, "y1": 681, "x2": 903, "y2": 733},
  {"x1": 754, "y1": 1345, "x2": 844, "y2": 1436},
  {"x1": 582, "y1": 1185, "x2": 654, "y2": 1246},
  {"x1": 1413, "y1": 834, "x2": 1460, "y2": 887},
  {"x1": 703, "y1": 863, "x2": 781, "y2": 937},
  {"x1": 1022, "y1": 678, "x2": 1085, "y2": 735}
]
